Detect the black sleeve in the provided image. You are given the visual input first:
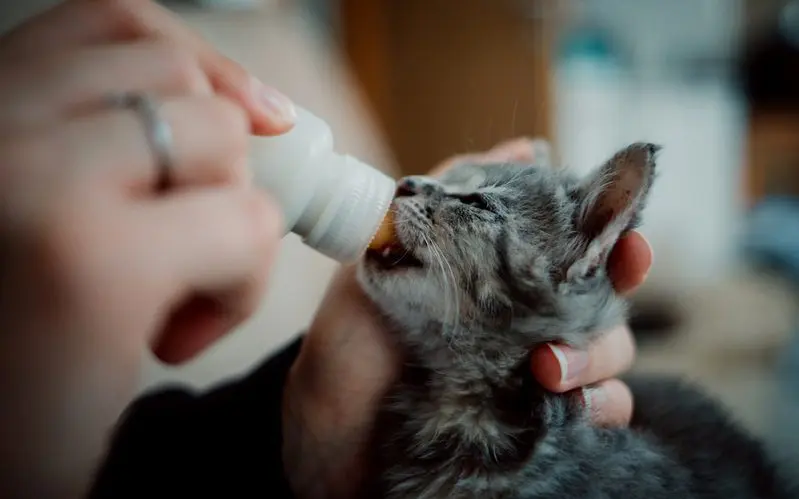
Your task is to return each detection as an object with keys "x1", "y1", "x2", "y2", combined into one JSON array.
[{"x1": 88, "y1": 336, "x2": 303, "y2": 499}]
